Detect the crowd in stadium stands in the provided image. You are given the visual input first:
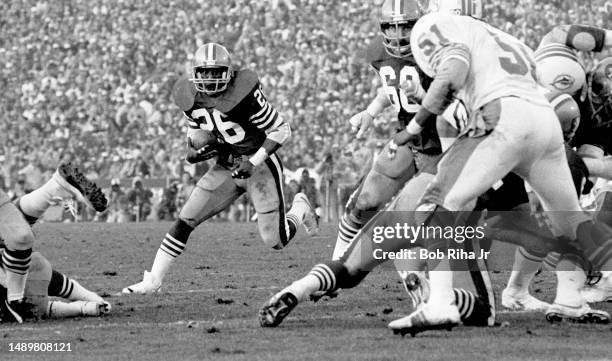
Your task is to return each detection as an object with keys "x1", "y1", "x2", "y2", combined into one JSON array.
[{"x1": 1, "y1": 0, "x2": 611, "y2": 221}]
